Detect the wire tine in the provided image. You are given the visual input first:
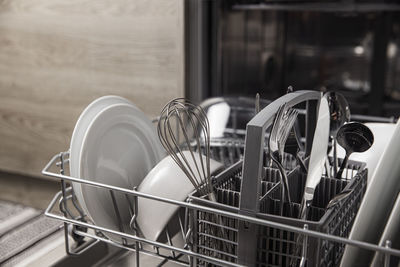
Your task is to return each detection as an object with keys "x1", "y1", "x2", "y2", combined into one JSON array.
[
  {"x1": 169, "y1": 107, "x2": 206, "y2": 195},
  {"x1": 188, "y1": 101, "x2": 212, "y2": 195},
  {"x1": 193, "y1": 120, "x2": 210, "y2": 190},
  {"x1": 184, "y1": 104, "x2": 211, "y2": 195},
  {"x1": 160, "y1": 109, "x2": 202, "y2": 193},
  {"x1": 183, "y1": 108, "x2": 206, "y2": 185}
]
